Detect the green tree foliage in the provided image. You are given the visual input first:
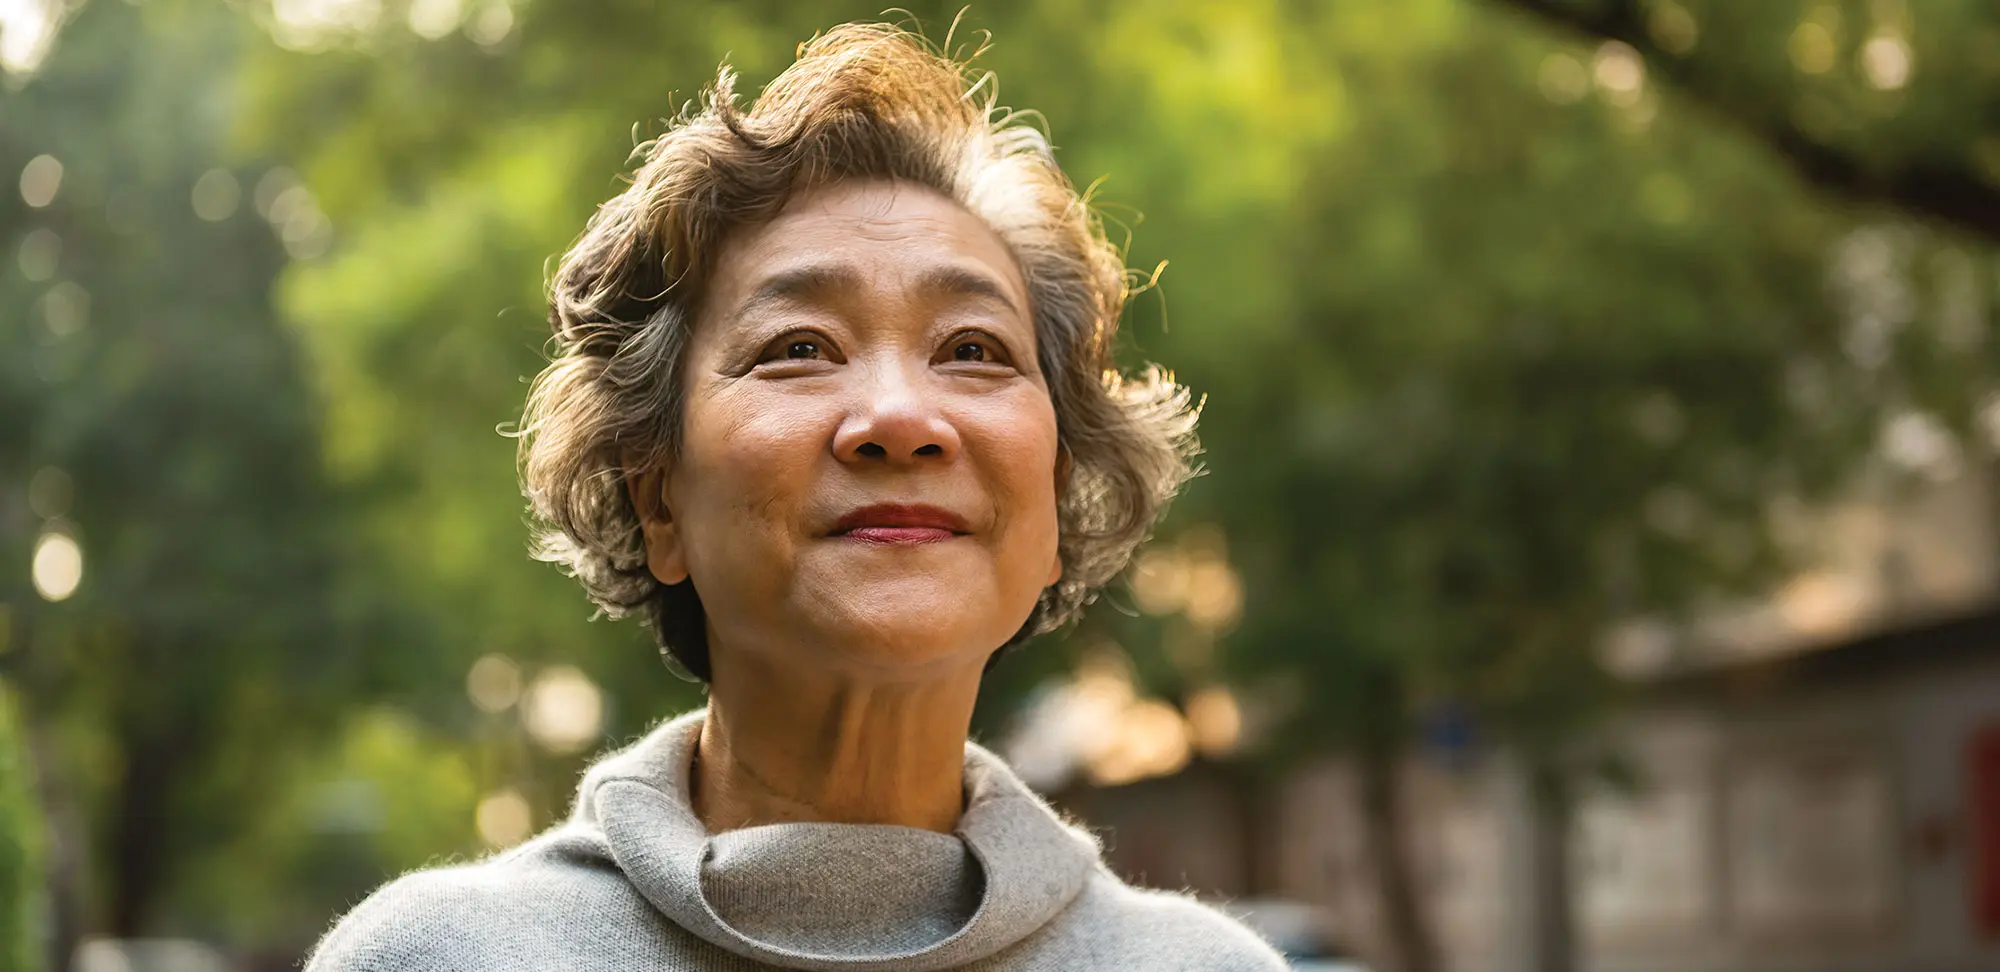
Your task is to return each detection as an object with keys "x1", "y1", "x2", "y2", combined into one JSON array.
[
  {"x1": 1, "y1": 0, "x2": 390, "y2": 954},
  {"x1": 1496, "y1": 0, "x2": 2000, "y2": 243},
  {"x1": 0, "y1": 685, "x2": 41, "y2": 972}
]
